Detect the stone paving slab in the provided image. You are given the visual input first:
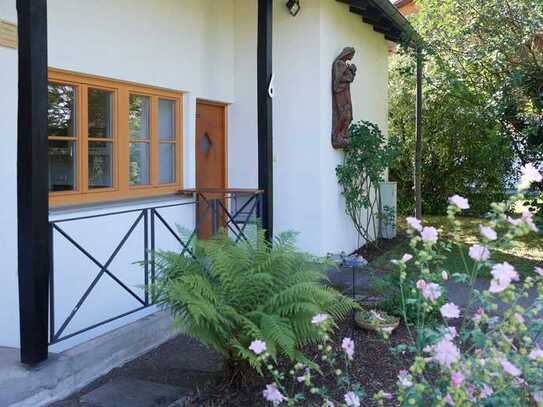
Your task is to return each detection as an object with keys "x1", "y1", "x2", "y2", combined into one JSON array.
[{"x1": 79, "y1": 378, "x2": 186, "y2": 407}]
